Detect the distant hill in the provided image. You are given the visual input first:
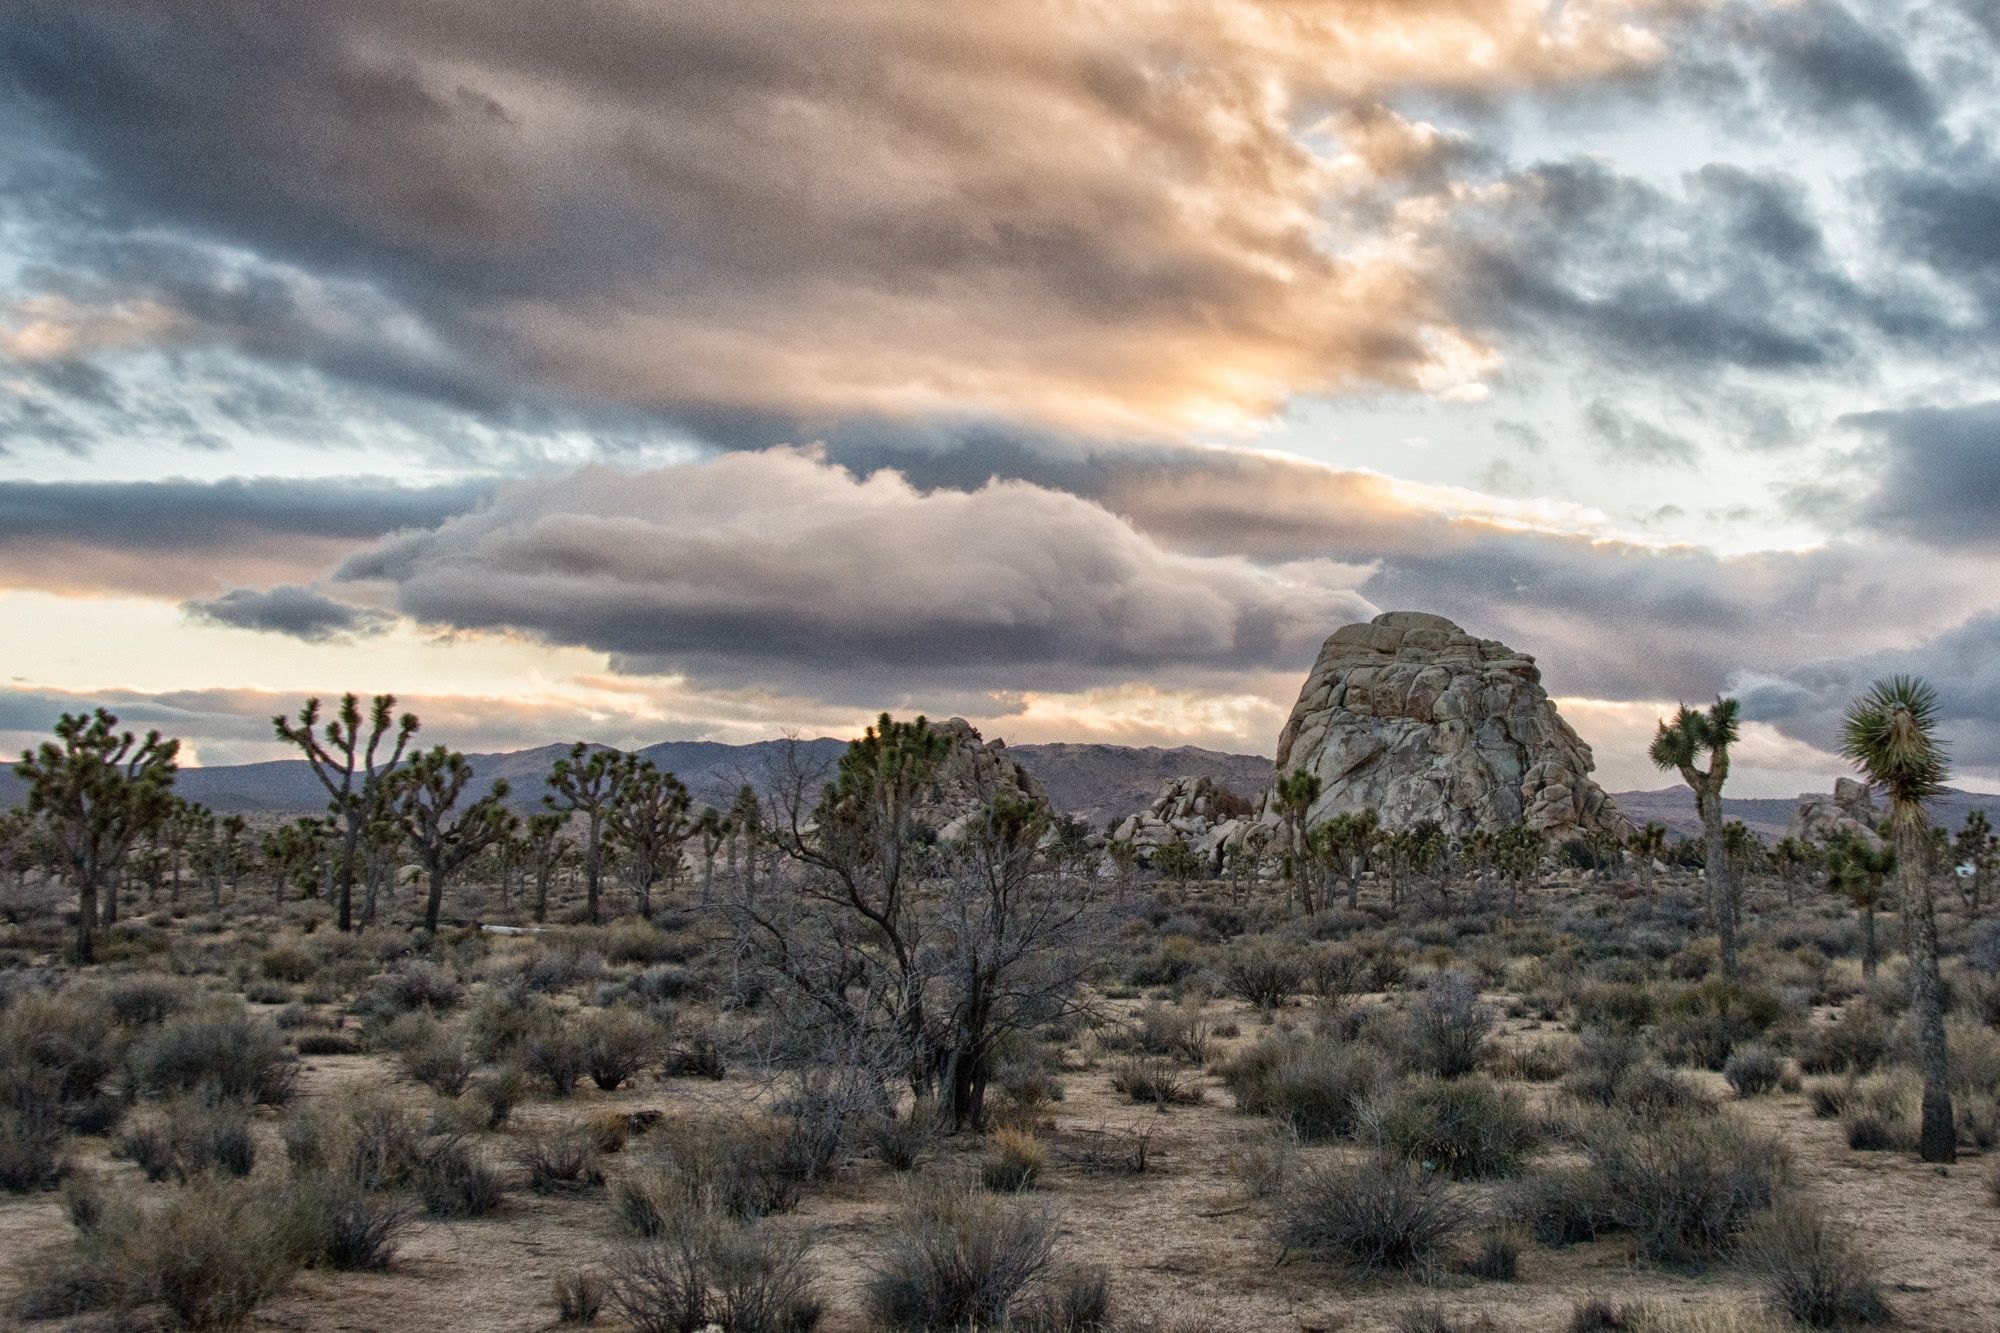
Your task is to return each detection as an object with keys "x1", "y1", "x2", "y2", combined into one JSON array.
[
  {"x1": 1610, "y1": 786, "x2": 2000, "y2": 844},
  {"x1": 1009, "y1": 743, "x2": 1270, "y2": 832},
  {"x1": 0, "y1": 734, "x2": 1265, "y2": 829}
]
